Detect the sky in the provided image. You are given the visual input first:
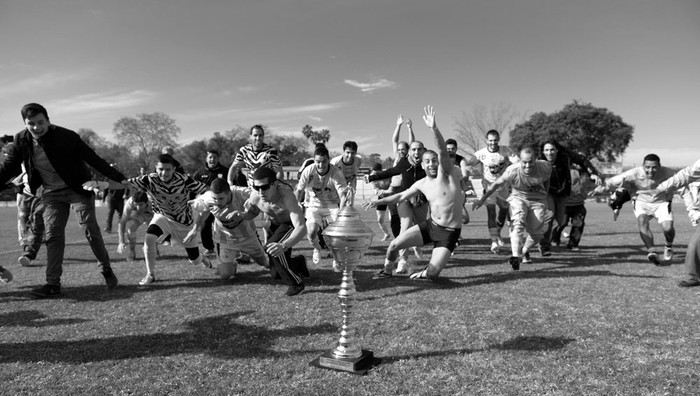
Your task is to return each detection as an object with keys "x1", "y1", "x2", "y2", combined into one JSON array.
[{"x1": 1, "y1": 0, "x2": 698, "y2": 167}]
